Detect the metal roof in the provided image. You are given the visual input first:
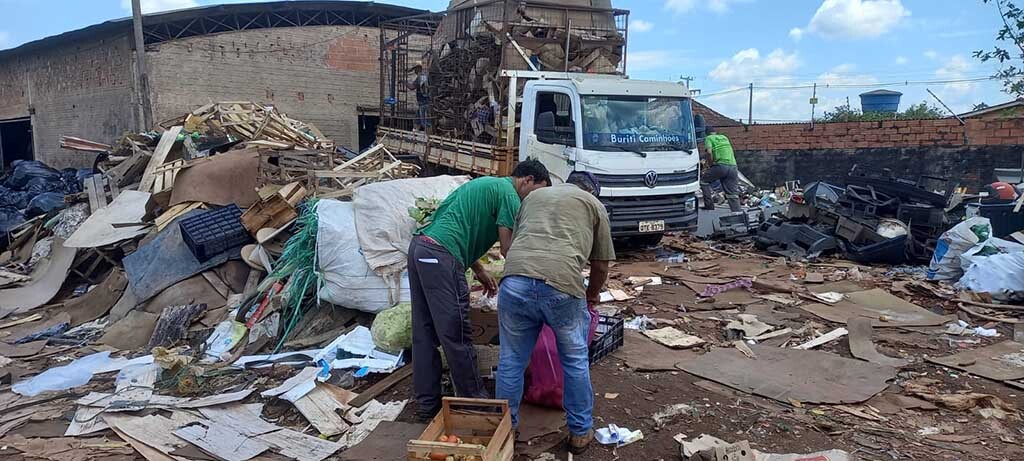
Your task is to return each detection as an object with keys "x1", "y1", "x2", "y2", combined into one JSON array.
[{"x1": 0, "y1": 1, "x2": 427, "y2": 60}]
